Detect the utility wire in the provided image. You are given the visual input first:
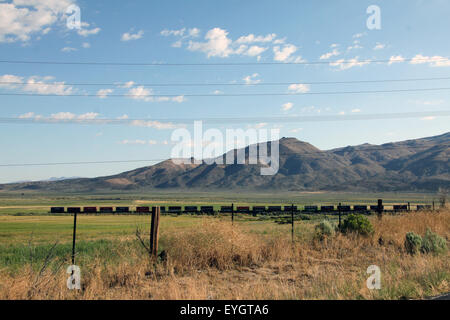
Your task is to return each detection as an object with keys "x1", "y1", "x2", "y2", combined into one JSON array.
[
  {"x1": 2, "y1": 87, "x2": 450, "y2": 98},
  {"x1": 0, "y1": 144, "x2": 446, "y2": 168},
  {"x1": 1, "y1": 76, "x2": 450, "y2": 87},
  {"x1": 1, "y1": 111, "x2": 449, "y2": 125},
  {"x1": 0, "y1": 57, "x2": 447, "y2": 66}
]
